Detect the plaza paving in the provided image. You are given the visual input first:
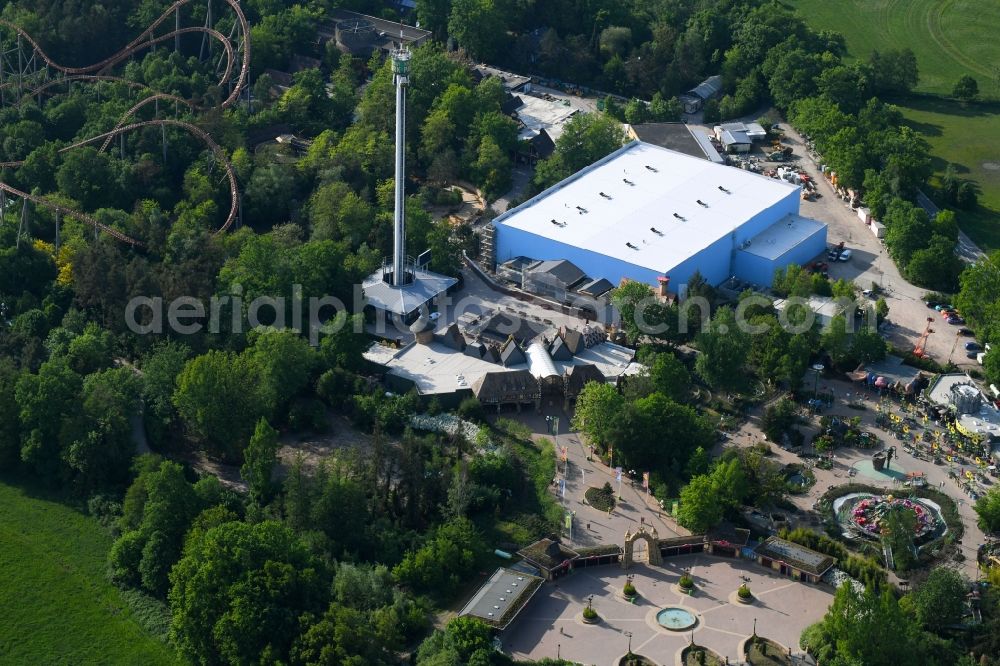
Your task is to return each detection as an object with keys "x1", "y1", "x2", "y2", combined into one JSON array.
[
  {"x1": 489, "y1": 360, "x2": 988, "y2": 663},
  {"x1": 502, "y1": 554, "x2": 831, "y2": 665}
]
